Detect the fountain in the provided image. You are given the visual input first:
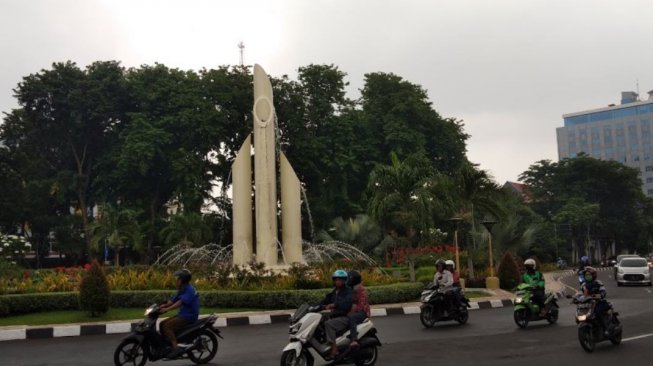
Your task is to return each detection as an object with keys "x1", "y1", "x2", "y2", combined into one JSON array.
[{"x1": 156, "y1": 241, "x2": 377, "y2": 267}]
